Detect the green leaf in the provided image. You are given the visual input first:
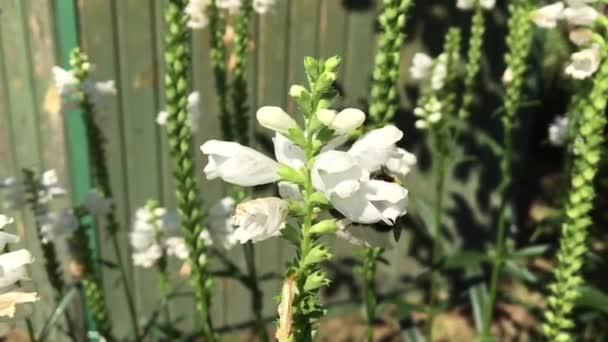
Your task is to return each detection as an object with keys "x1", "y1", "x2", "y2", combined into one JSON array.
[
  {"x1": 466, "y1": 265, "x2": 488, "y2": 334},
  {"x1": 442, "y1": 251, "x2": 489, "y2": 269},
  {"x1": 504, "y1": 260, "x2": 539, "y2": 283},
  {"x1": 37, "y1": 284, "x2": 80, "y2": 341},
  {"x1": 577, "y1": 286, "x2": 608, "y2": 314},
  {"x1": 510, "y1": 244, "x2": 550, "y2": 258}
]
